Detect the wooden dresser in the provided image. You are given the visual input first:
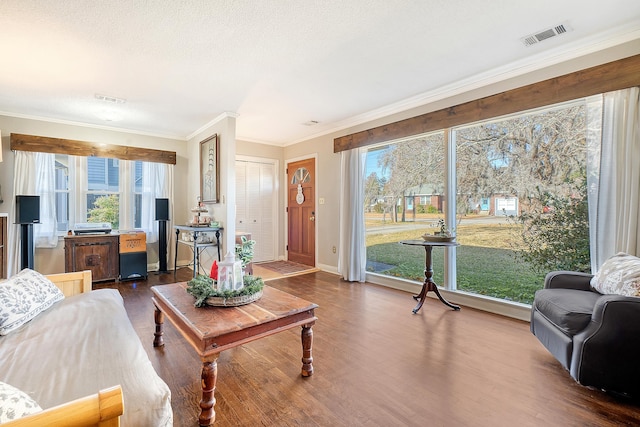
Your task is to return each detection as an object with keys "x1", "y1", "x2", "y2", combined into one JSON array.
[{"x1": 64, "y1": 234, "x2": 119, "y2": 282}]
